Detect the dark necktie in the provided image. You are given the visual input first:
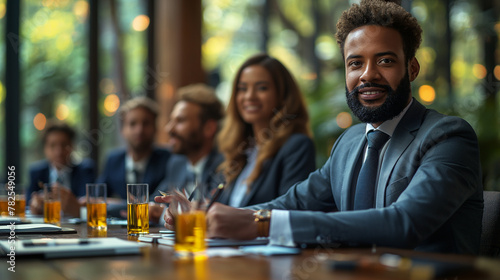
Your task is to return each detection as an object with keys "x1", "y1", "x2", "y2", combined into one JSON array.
[
  {"x1": 133, "y1": 169, "x2": 143, "y2": 184},
  {"x1": 353, "y1": 130, "x2": 390, "y2": 210}
]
